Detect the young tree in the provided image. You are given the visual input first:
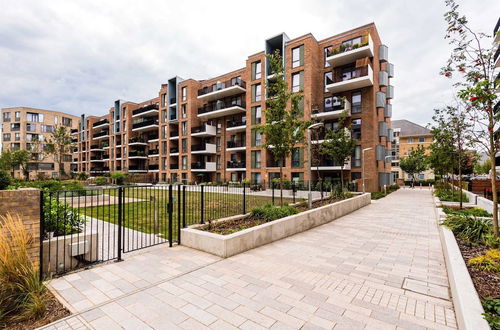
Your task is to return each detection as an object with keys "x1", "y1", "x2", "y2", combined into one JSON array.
[
  {"x1": 46, "y1": 126, "x2": 74, "y2": 178},
  {"x1": 257, "y1": 50, "x2": 309, "y2": 206},
  {"x1": 12, "y1": 150, "x2": 31, "y2": 180},
  {"x1": 0, "y1": 149, "x2": 14, "y2": 176},
  {"x1": 399, "y1": 146, "x2": 428, "y2": 187},
  {"x1": 28, "y1": 135, "x2": 46, "y2": 179},
  {"x1": 320, "y1": 111, "x2": 357, "y2": 190},
  {"x1": 474, "y1": 158, "x2": 491, "y2": 175},
  {"x1": 441, "y1": 0, "x2": 499, "y2": 235}
]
